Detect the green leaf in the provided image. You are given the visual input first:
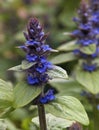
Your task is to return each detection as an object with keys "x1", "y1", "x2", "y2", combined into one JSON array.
[
  {"x1": 80, "y1": 44, "x2": 96, "y2": 55},
  {"x1": 13, "y1": 82, "x2": 42, "y2": 108},
  {"x1": 47, "y1": 65, "x2": 68, "y2": 79},
  {"x1": 49, "y1": 79, "x2": 83, "y2": 97},
  {"x1": 21, "y1": 60, "x2": 36, "y2": 70},
  {"x1": 58, "y1": 40, "x2": 78, "y2": 51},
  {"x1": 32, "y1": 113, "x2": 74, "y2": 130},
  {"x1": 0, "y1": 120, "x2": 7, "y2": 130},
  {"x1": 8, "y1": 60, "x2": 36, "y2": 71},
  {"x1": 8, "y1": 65, "x2": 22, "y2": 71},
  {"x1": 46, "y1": 96, "x2": 89, "y2": 126},
  {"x1": 50, "y1": 52, "x2": 77, "y2": 64},
  {"x1": 76, "y1": 67, "x2": 99, "y2": 94},
  {"x1": 0, "y1": 79, "x2": 13, "y2": 109}
]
